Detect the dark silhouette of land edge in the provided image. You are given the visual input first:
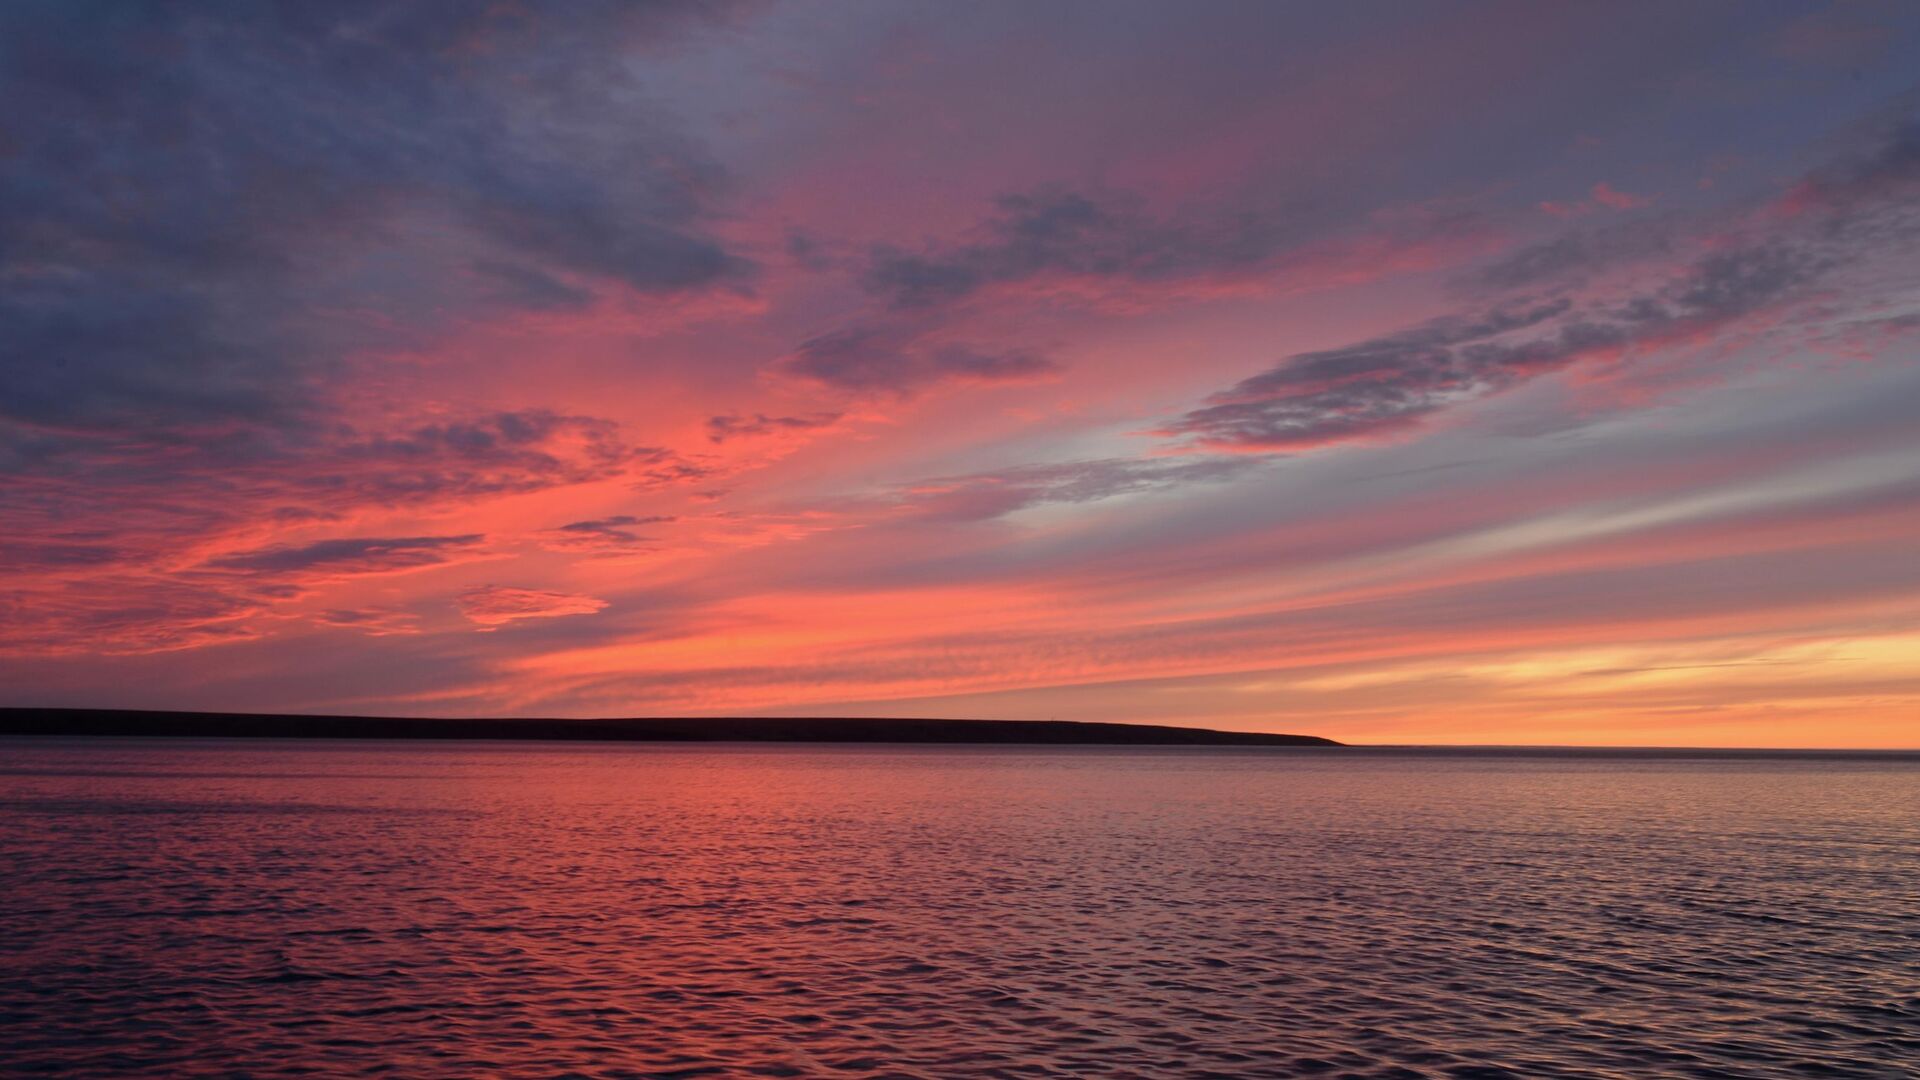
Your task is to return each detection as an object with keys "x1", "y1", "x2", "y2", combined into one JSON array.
[{"x1": 0, "y1": 708, "x2": 1340, "y2": 746}]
